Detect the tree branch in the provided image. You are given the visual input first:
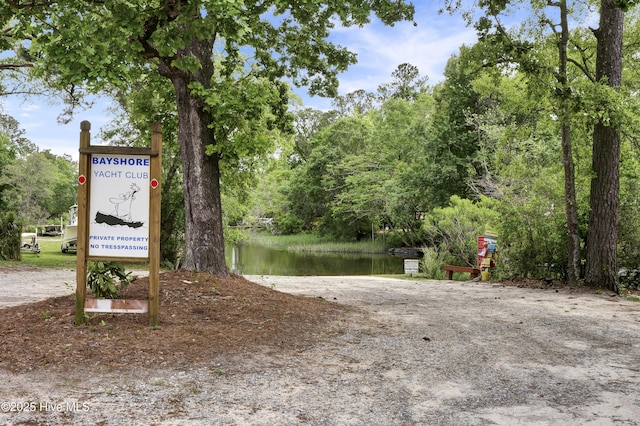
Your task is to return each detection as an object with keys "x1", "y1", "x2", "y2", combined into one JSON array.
[{"x1": 0, "y1": 63, "x2": 33, "y2": 70}]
